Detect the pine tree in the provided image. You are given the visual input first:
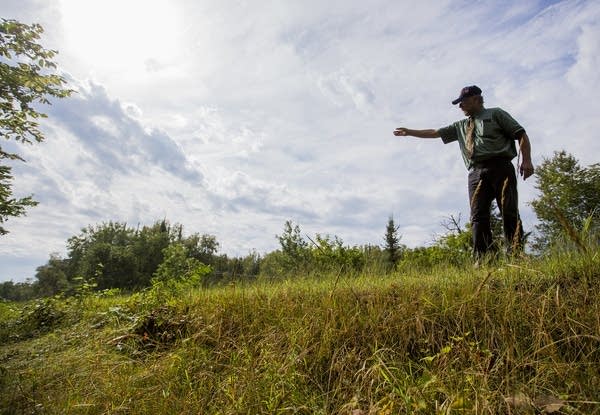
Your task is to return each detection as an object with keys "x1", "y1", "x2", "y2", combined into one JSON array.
[{"x1": 384, "y1": 216, "x2": 402, "y2": 269}]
